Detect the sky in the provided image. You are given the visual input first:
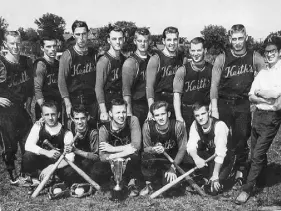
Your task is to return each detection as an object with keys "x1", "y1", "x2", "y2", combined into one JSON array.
[{"x1": 1, "y1": 0, "x2": 280, "y2": 41}]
